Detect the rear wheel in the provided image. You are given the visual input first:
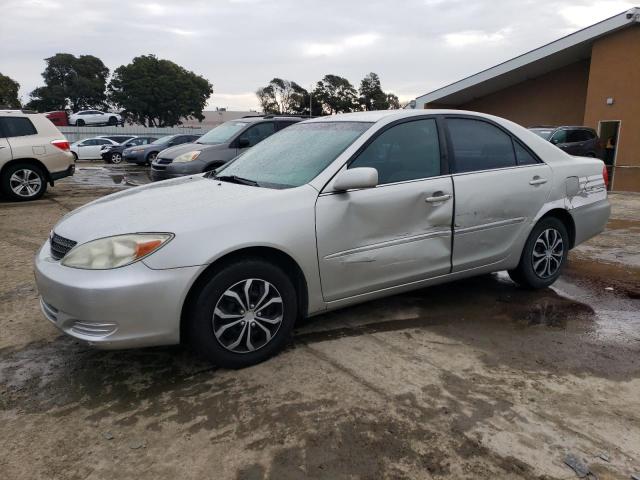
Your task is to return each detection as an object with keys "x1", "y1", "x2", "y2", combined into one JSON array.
[
  {"x1": 108, "y1": 116, "x2": 118, "y2": 126},
  {"x1": 1, "y1": 163, "x2": 47, "y2": 201},
  {"x1": 508, "y1": 217, "x2": 569, "y2": 289},
  {"x1": 186, "y1": 259, "x2": 297, "y2": 368},
  {"x1": 75, "y1": 119, "x2": 85, "y2": 126},
  {"x1": 110, "y1": 152, "x2": 123, "y2": 164}
]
